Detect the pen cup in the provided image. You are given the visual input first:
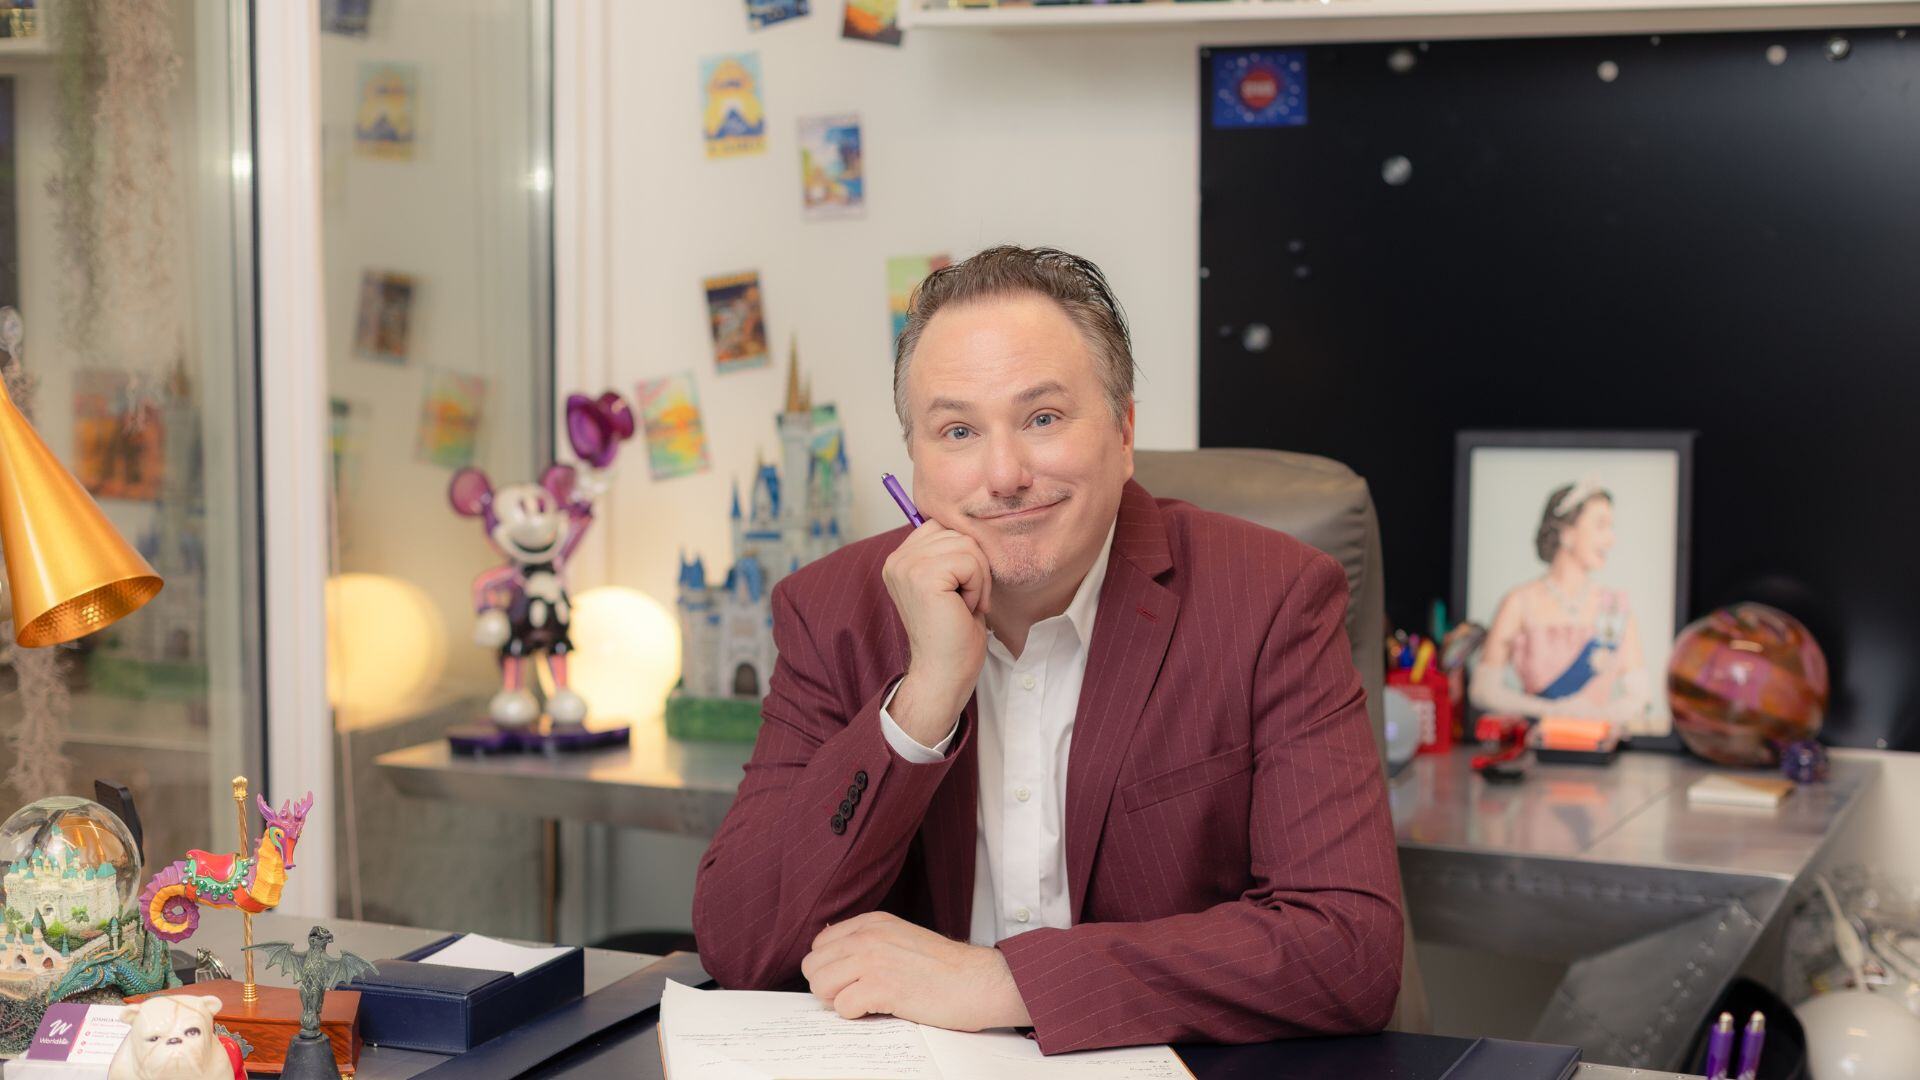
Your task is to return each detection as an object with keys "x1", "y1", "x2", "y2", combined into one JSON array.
[{"x1": 1386, "y1": 667, "x2": 1454, "y2": 755}]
